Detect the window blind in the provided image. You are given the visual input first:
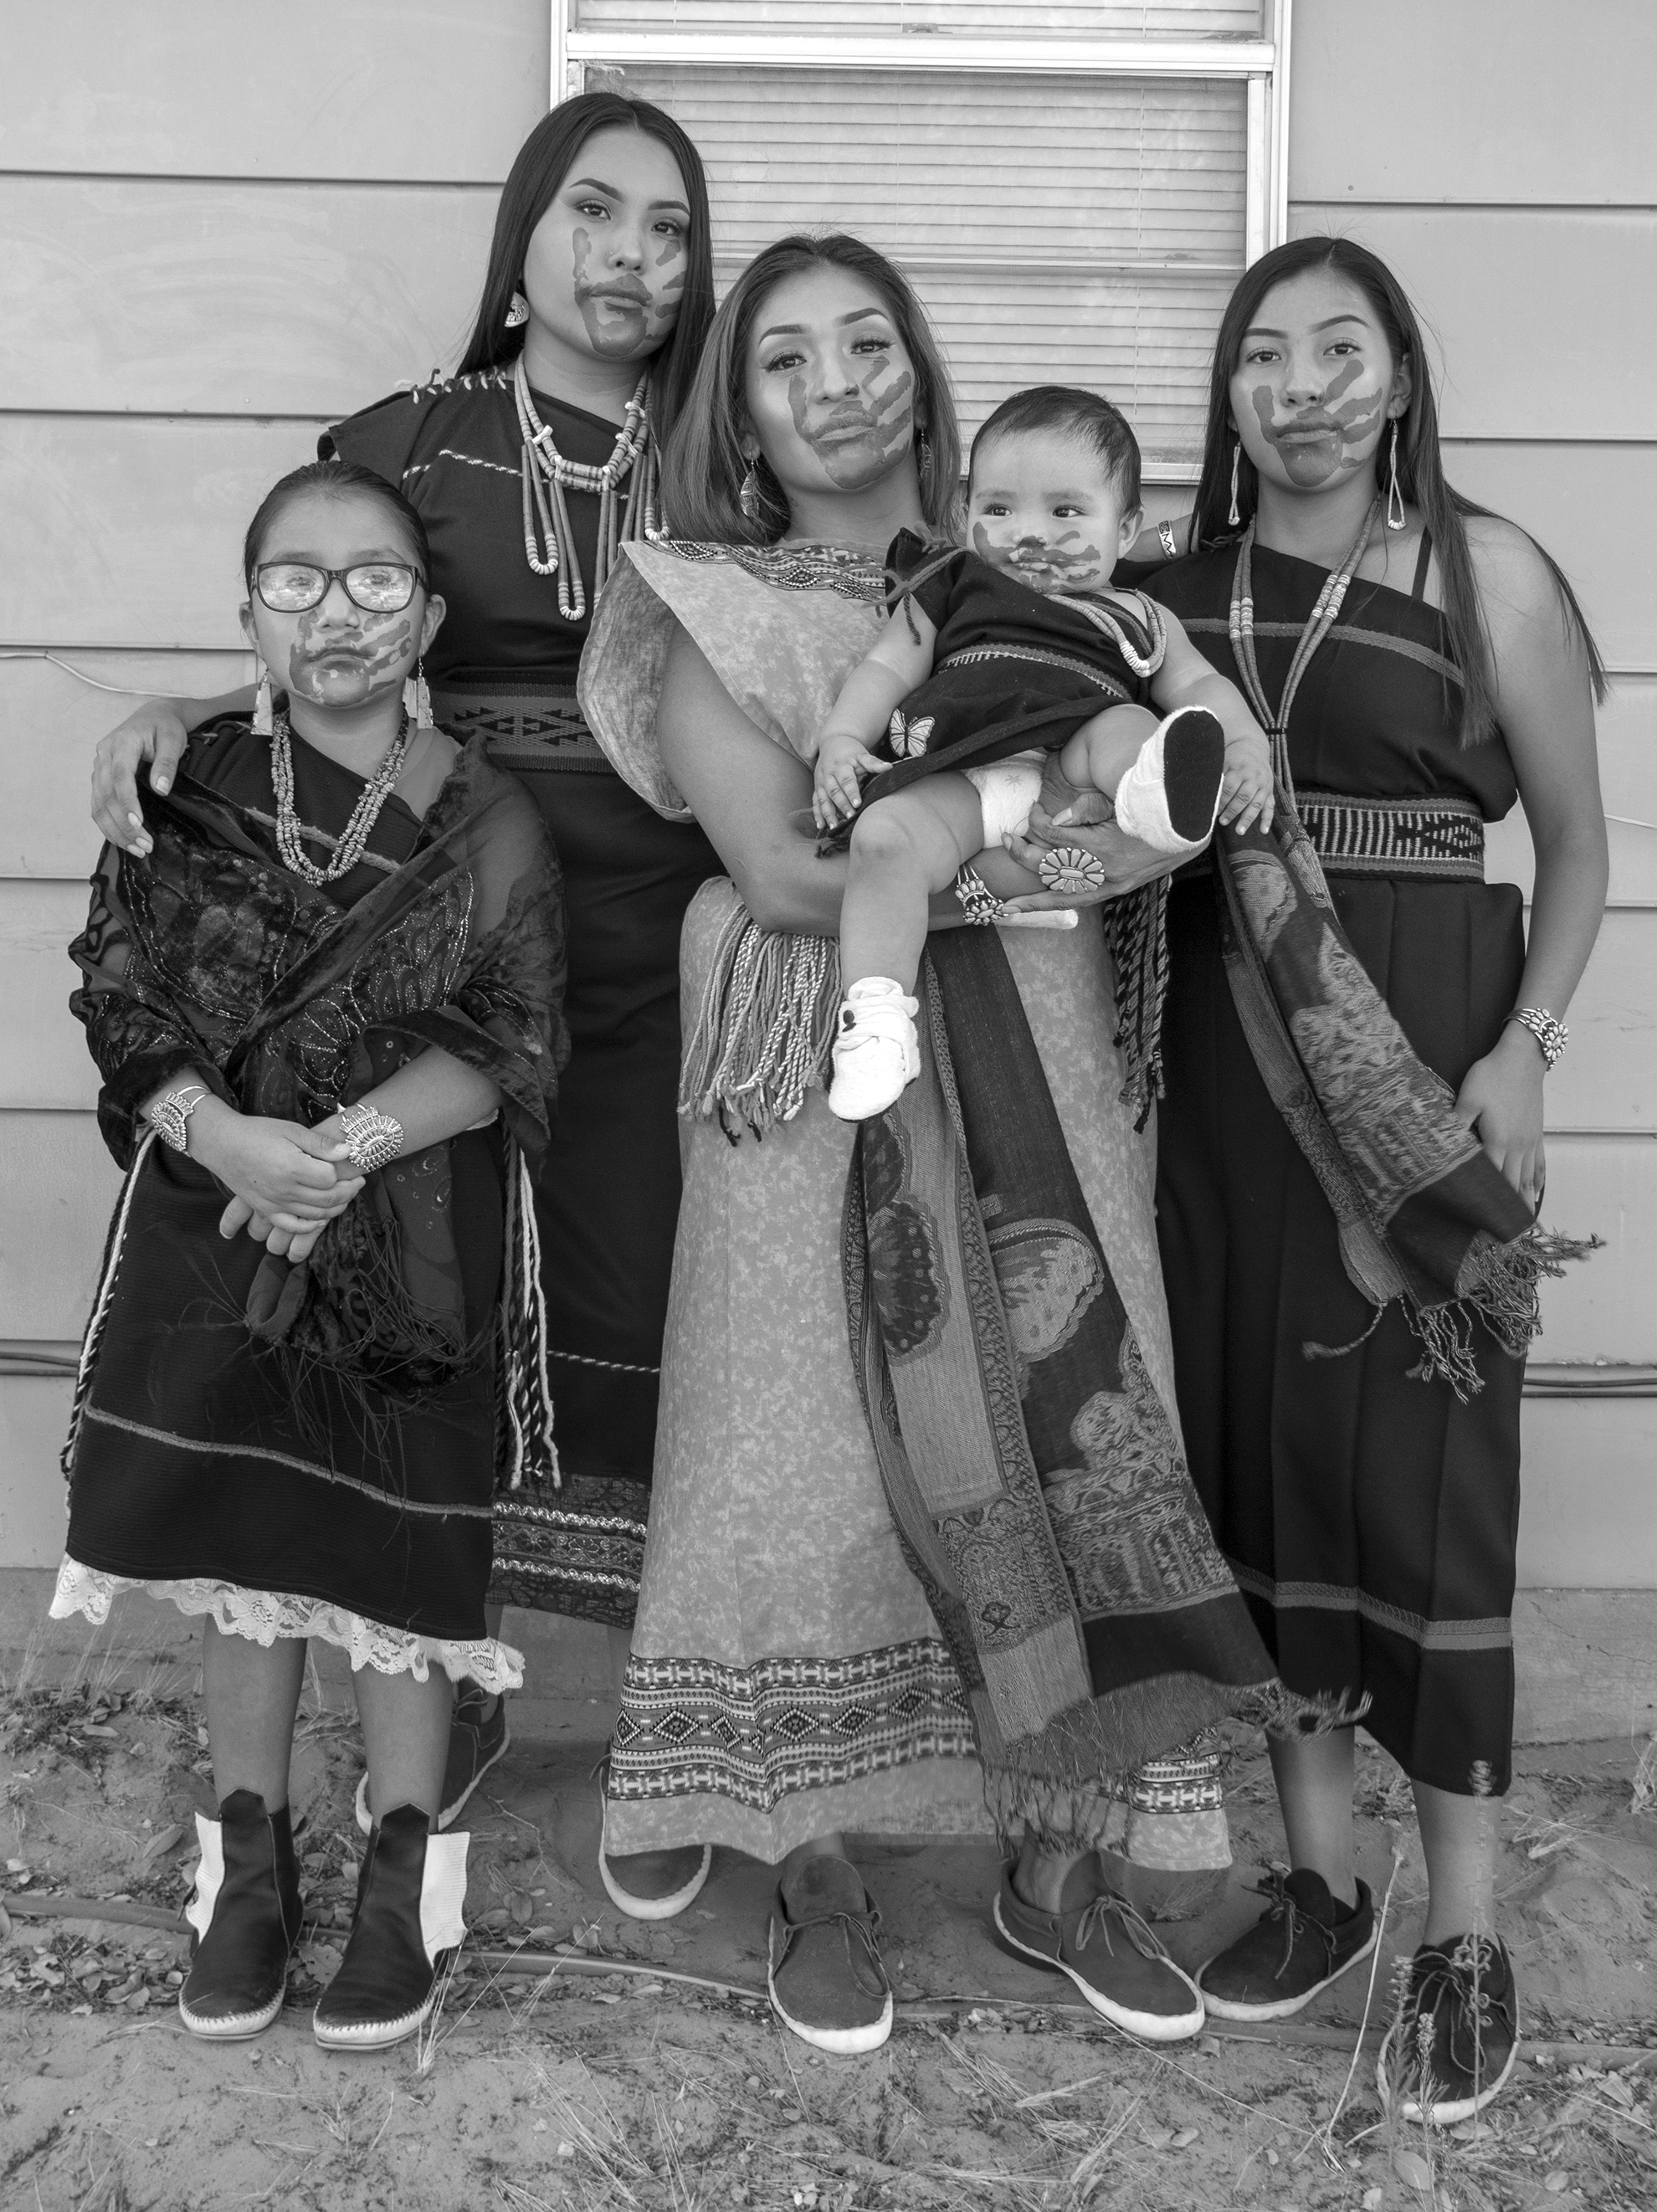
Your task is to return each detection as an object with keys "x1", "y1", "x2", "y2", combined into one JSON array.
[
  {"x1": 599, "y1": 60, "x2": 1246, "y2": 470},
  {"x1": 577, "y1": 5, "x2": 1263, "y2": 36}
]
